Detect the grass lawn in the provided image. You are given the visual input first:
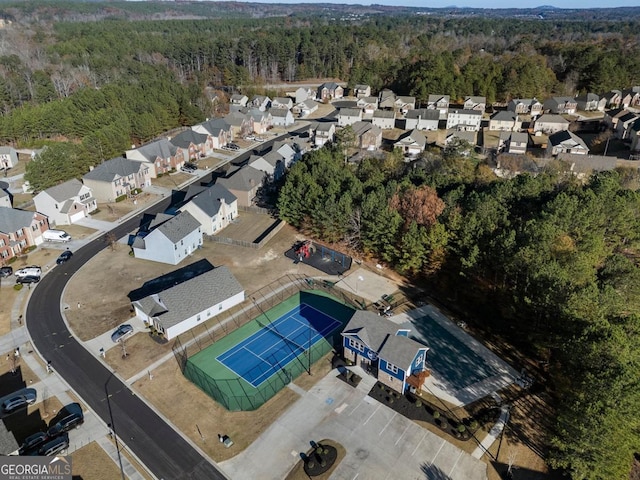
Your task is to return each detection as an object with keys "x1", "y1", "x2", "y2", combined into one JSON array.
[{"x1": 72, "y1": 442, "x2": 127, "y2": 480}]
